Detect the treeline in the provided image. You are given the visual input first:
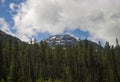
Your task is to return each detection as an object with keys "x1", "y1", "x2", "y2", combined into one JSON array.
[{"x1": 0, "y1": 39, "x2": 120, "y2": 82}]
